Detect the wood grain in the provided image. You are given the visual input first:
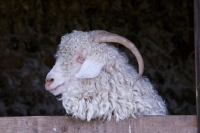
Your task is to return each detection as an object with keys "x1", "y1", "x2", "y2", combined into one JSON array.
[{"x1": 0, "y1": 116, "x2": 196, "y2": 133}]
